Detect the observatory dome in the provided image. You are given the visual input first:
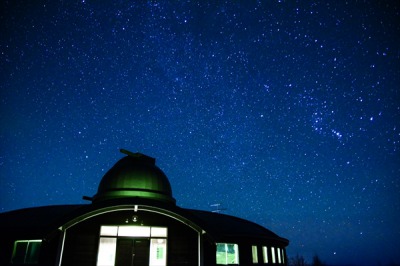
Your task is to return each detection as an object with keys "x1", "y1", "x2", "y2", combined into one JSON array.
[{"x1": 92, "y1": 150, "x2": 175, "y2": 204}]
